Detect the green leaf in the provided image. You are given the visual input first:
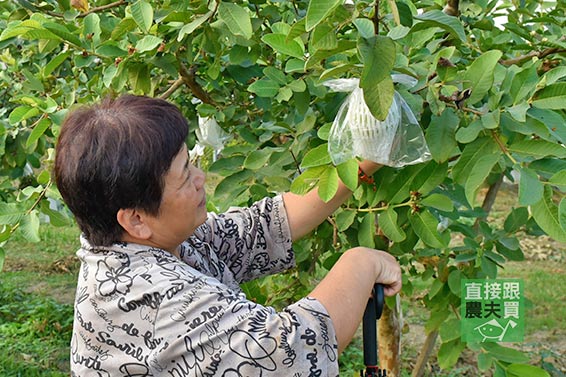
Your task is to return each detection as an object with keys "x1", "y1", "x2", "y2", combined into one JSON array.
[
  {"x1": 463, "y1": 50, "x2": 502, "y2": 104},
  {"x1": 506, "y1": 364, "x2": 550, "y2": 377},
  {"x1": 96, "y1": 43, "x2": 127, "y2": 58},
  {"x1": 518, "y1": 167, "x2": 544, "y2": 206},
  {"x1": 477, "y1": 353, "x2": 493, "y2": 372},
  {"x1": 358, "y1": 36, "x2": 395, "y2": 90},
  {"x1": 532, "y1": 82, "x2": 566, "y2": 110},
  {"x1": 363, "y1": 76, "x2": 394, "y2": 121},
  {"x1": 336, "y1": 159, "x2": 359, "y2": 192},
  {"x1": 128, "y1": 63, "x2": 151, "y2": 94},
  {"x1": 26, "y1": 118, "x2": 51, "y2": 148},
  {"x1": 177, "y1": 10, "x2": 213, "y2": 41},
  {"x1": 131, "y1": 0, "x2": 153, "y2": 33},
  {"x1": 452, "y1": 137, "x2": 499, "y2": 185},
  {"x1": 262, "y1": 34, "x2": 304, "y2": 58},
  {"x1": 248, "y1": 78, "x2": 280, "y2": 97},
  {"x1": 510, "y1": 64, "x2": 539, "y2": 105},
  {"x1": 19, "y1": 211, "x2": 40, "y2": 243},
  {"x1": 437, "y1": 339, "x2": 465, "y2": 369},
  {"x1": 447, "y1": 269, "x2": 461, "y2": 296},
  {"x1": 83, "y1": 13, "x2": 101, "y2": 44},
  {"x1": 311, "y1": 23, "x2": 338, "y2": 51},
  {"x1": 358, "y1": 212, "x2": 375, "y2": 248},
  {"x1": 301, "y1": 144, "x2": 331, "y2": 168},
  {"x1": 425, "y1": 108, "x2": 458, "y2": 163},
  {"x1": 111, "y1": 17, "x2": 137, "y2": 40},
  {"x1": 218, "y1": 2, "x2": 253, "y2": 40},
  {"x1": 409, "y1": 209, "x2": 448, "y2": 248},
  {"x1": 243, "y1": 149, "x2": 272, "y2": 170},
  {"x1": 379, "y1": 207, "x2": 406, "y2": 243},
  {"x1": 481, "y1": 343, "x2": 529, "y2": 364},
  {"x1": 336, "y1": 210, "x2": 356, "y2": 232},
  {"x1": 549, "y1": 170, "x2": 566, "y2": 191},
  {"x1": 42, "y1": 50, "x2": 71, "y2": 77},
  {"x1": 420, "y1": 193, "x2": 453, "y2": 212},
  {"x1": 0, "y1": 203, "x2": 26, "y2": 225},
  {"x1": 43, "y1": 22, "x2": 82, "y2": 47},
  {"x1": 413, "y1": 10, "x2": 467, "y2": 43},
  {"x1": 504, "y1": 207, "x2": 529, "y2": 233},
  {"x1": 464, "y1": 153, "x2": 500, "y2": 207},
  {"x1": 531, "y1": 186, "x2": 566, "y2": 242},
  {"x1": 509, "y1": 139, "x2": 566, "y2": 158},
  {"x1": 40, "y1": 201, "x2": 70, "y2": 227},
  {"x1": 481, "y1": 111, "x2": 500, "y2": 129},
  {"x1": 135, "y1": 35, "x2": 163, "y2": 52},
  {"x1": 9, "y1": 106, "x2": 40, "y2": 125},
  {"x1": 291, "y1": 166, "x2": 326, "y2": 195},
  {"x1": 305, "y1": 0, "x2": 341, "y2": 32},
  {"x1": 318, "y1": 166, "x2": 339, "y2": 202},
  {"x1": 0, "y1": 247, "x2": 4, "y2": 272},
  {"x1": 439, "y1": 318, "x2": 461, "y2": 342},
  {"x1": 353, "y1": 18, "x2": 375, "y2": 39}
]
